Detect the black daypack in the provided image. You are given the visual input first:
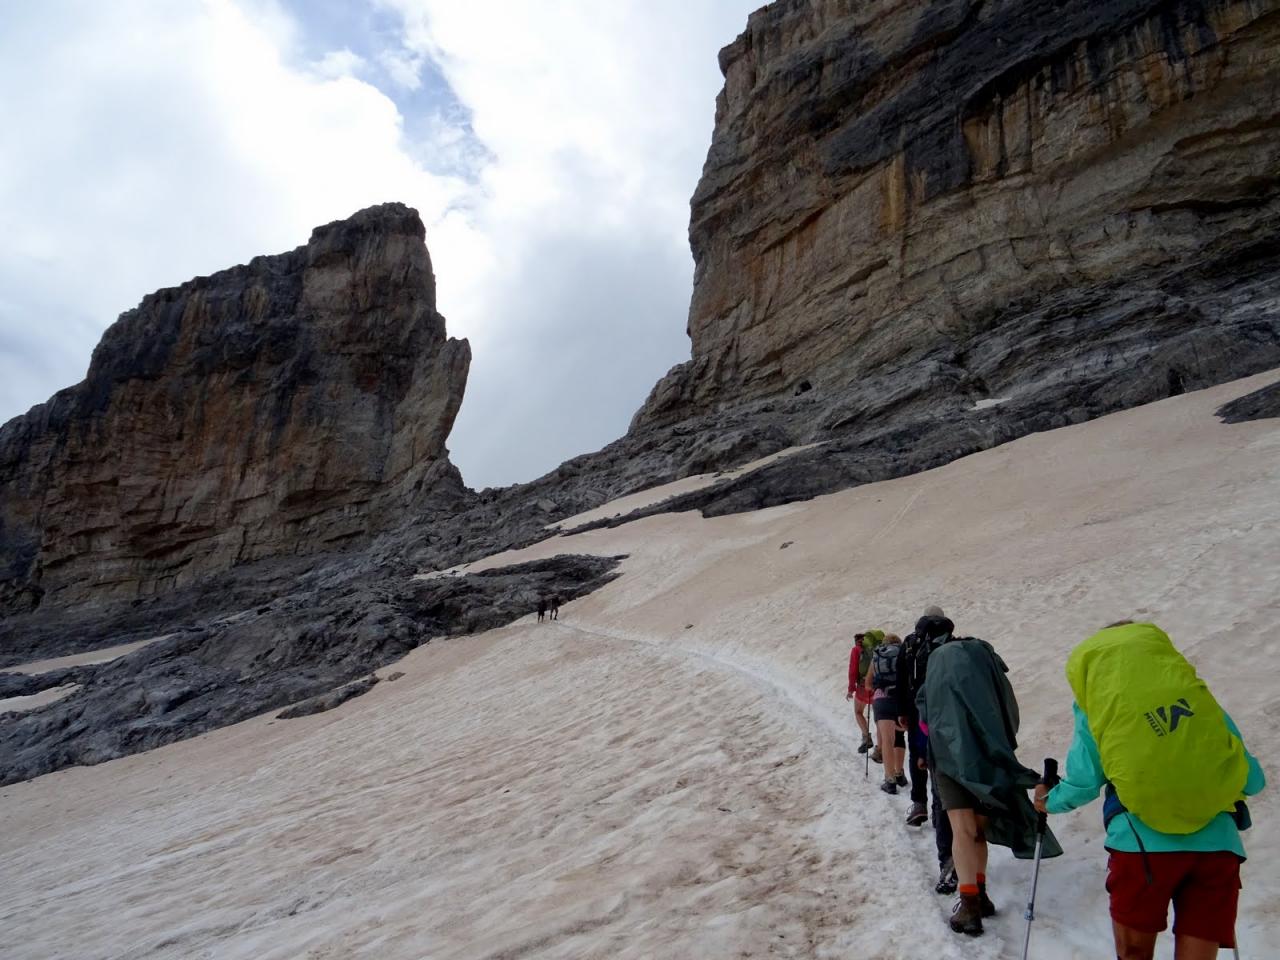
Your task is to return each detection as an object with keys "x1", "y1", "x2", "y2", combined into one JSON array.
[
  {"x1": 906, "y1": 634, "x2": 942, "y2": 690},
  {"x1": 871, "y1": 642, "x2": 901, "y2": 694},
  {"x1": 907, "y1": 616, "x2": 954, "y2": 691}
]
